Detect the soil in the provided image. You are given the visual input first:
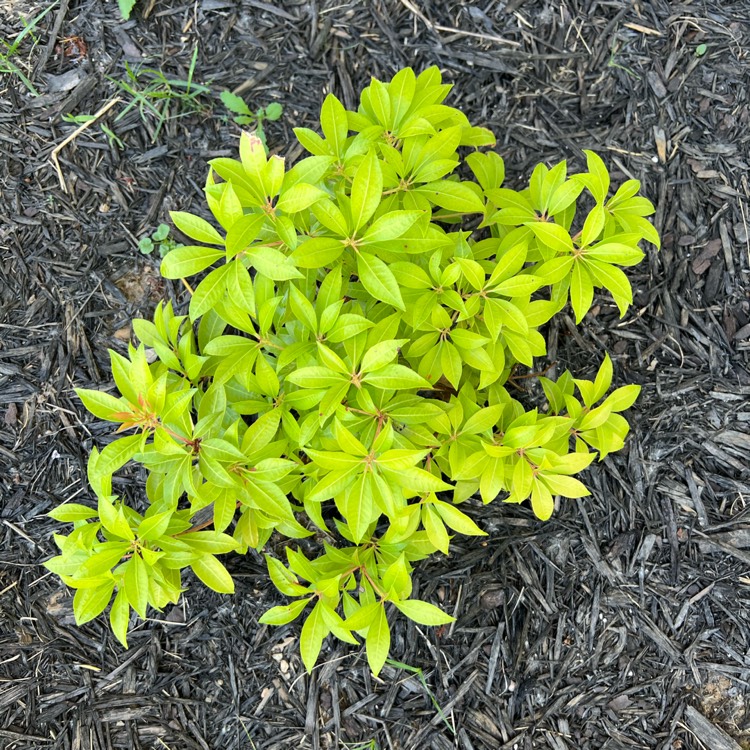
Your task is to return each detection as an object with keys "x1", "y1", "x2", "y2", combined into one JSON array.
[{"x1": 1, "y1": 1, "x2": 750, "y2": 749}]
